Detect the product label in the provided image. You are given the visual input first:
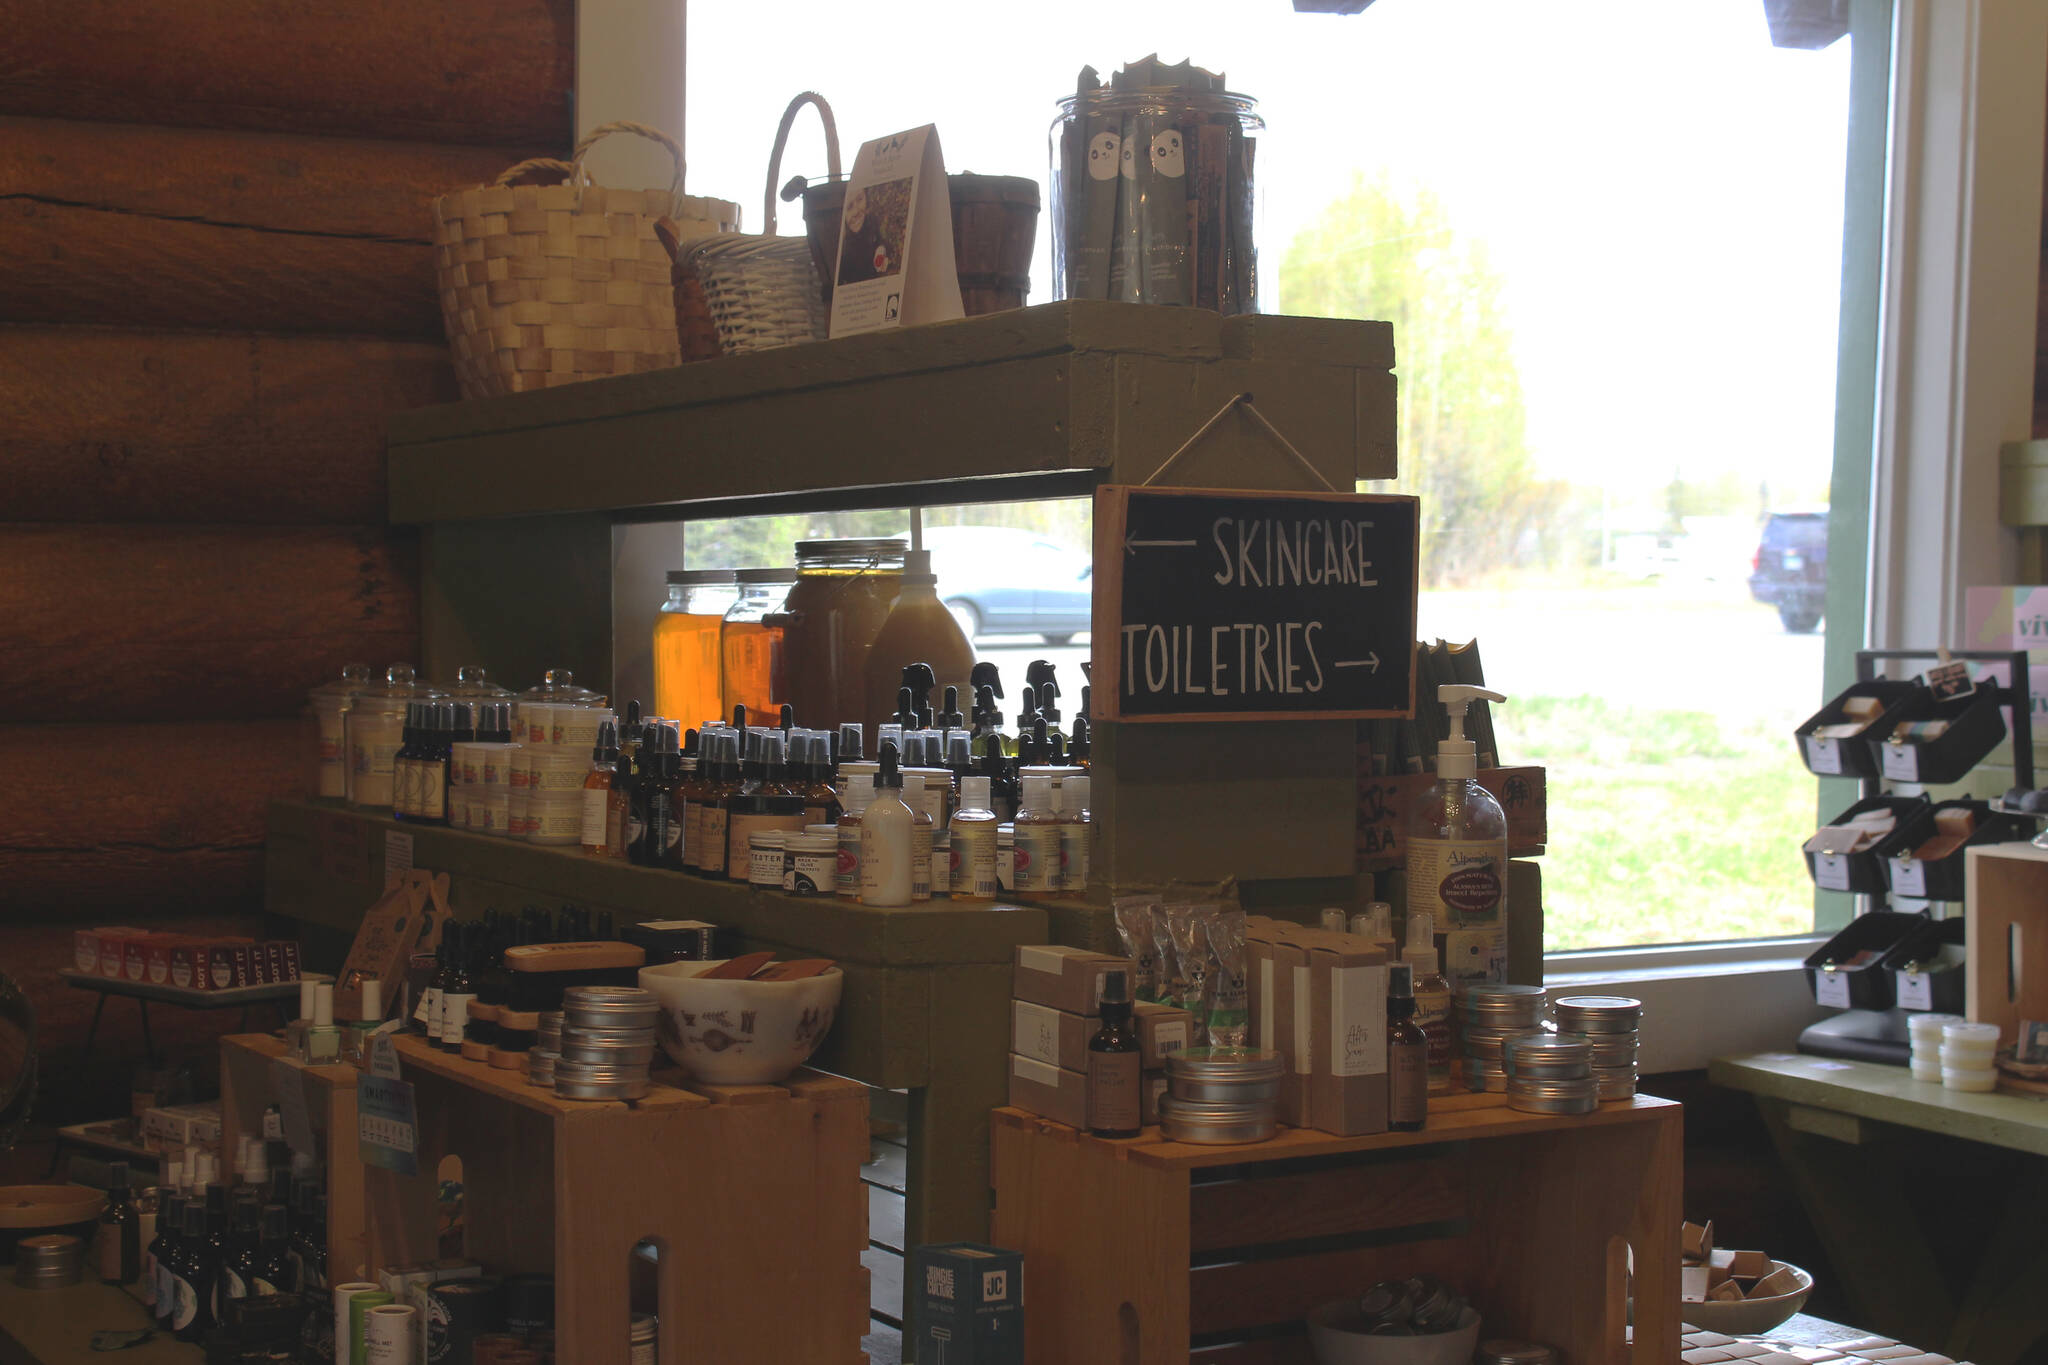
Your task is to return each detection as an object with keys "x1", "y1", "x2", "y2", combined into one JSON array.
[
  {"x1": 1897, "y1": 971, "x2": 1934, "y2": 1011},
  {"x1": 1804, "y1": 735, "x2": 1844, "y2": 775},
  {"x1": 414, "y1": 985, "x2": 439, "y2": 1028},
  {"x1": 96, "y1": 1223, "x2": 125, "y2": 1281},
  {"x1": 1881, "y1": 742, "x2": 1921, "y2": 784},
  {"x1": 439, "y1": 993, "x2": 474, "y2": 1046},
  {"x1": 997, "y1": 840, "x2": 1015, "y2": 892},
  {"x1": 171, "y1": 1274, "x2": 197, "y2": 1331},
  {"x1": 418, "y1": 764, "x2": 446, "y2": 821},
  {"x1": 1407, "y1": 838, "x2": 1506, "y2": 929},
  {"x1": 837, "y1": 824, "x2": 862, "y2": 895},
  {"x1": 1892, "y1": 856, "x2": 1928, "y2": 899},
  {"x1": 1444, "y1": 927, "x2": 1507, "y2": 988},
  {"x1": 1815, "y1": 970, "x2": 1851, "y2": 1008},
  {"x1": 700, "y1": 807, "x2": 729, "y2": 874},
  {"x1": 682, "y1": 797, "x2": 705, "y2": 868},
  {"x1": 1292, "y1": 965, "x2": 1313, "y2": 1074},
  {"x1": 1813, "y1": 852, "x2": 1852, "y2": 893},
  {"x1": 911, "y1": 823, "x2": 934, "y2": 901},
  {"x1": 223, "y1": 1265, "x2": 248, "y2": 1301},
  {"x1": 790, "y1": 850, "x2": 834, "y2": 895},
  {"x1": 1415, "y1": 985, "x2": 1451, "y2": 1081},
  {"x1": 1390, "y1": 1041, "x2": 1428, "y2": 1123},
  {"x1": 1061, "y1": 822, "x2": 1090, "y2": 893},
  {"x1": 1085, "y1": 1050, "x2": 1141, "y2": 1132},
  {"x1": 930, "y1": 833, "x2": 951, "y2": 895},
  {"x1": 649, "y1": 793, "x2": 676, "y2": 860},
  {"x1": 1013, "y1": 1001, "x2": 1063, "y2": 1068},
  {"x1": 1013, "y1": 824, "x2": 1063, "y2": 893},
  {"x1": 252, "y1": 1277, "x2": 280, "y2": 1297},
  {"x1": 1152, "y1": 1020, "x2": 1190, "y2": 1058},
  {"x1": 950, "y1": 823, "x2": 998, "y2": 898},
  {"x1": 581, "y1": 788, "x2": 609, "y2": 846},
  {"x1": 1259, "y1": 959, "x2": 1276, "y2": 1050},
  {"x1": 749, "y1": 841, "x2": 786, "y2": 886},
  {"x1": 1329, "y1": 964, "x2": 1388, "y2": 1077}
]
